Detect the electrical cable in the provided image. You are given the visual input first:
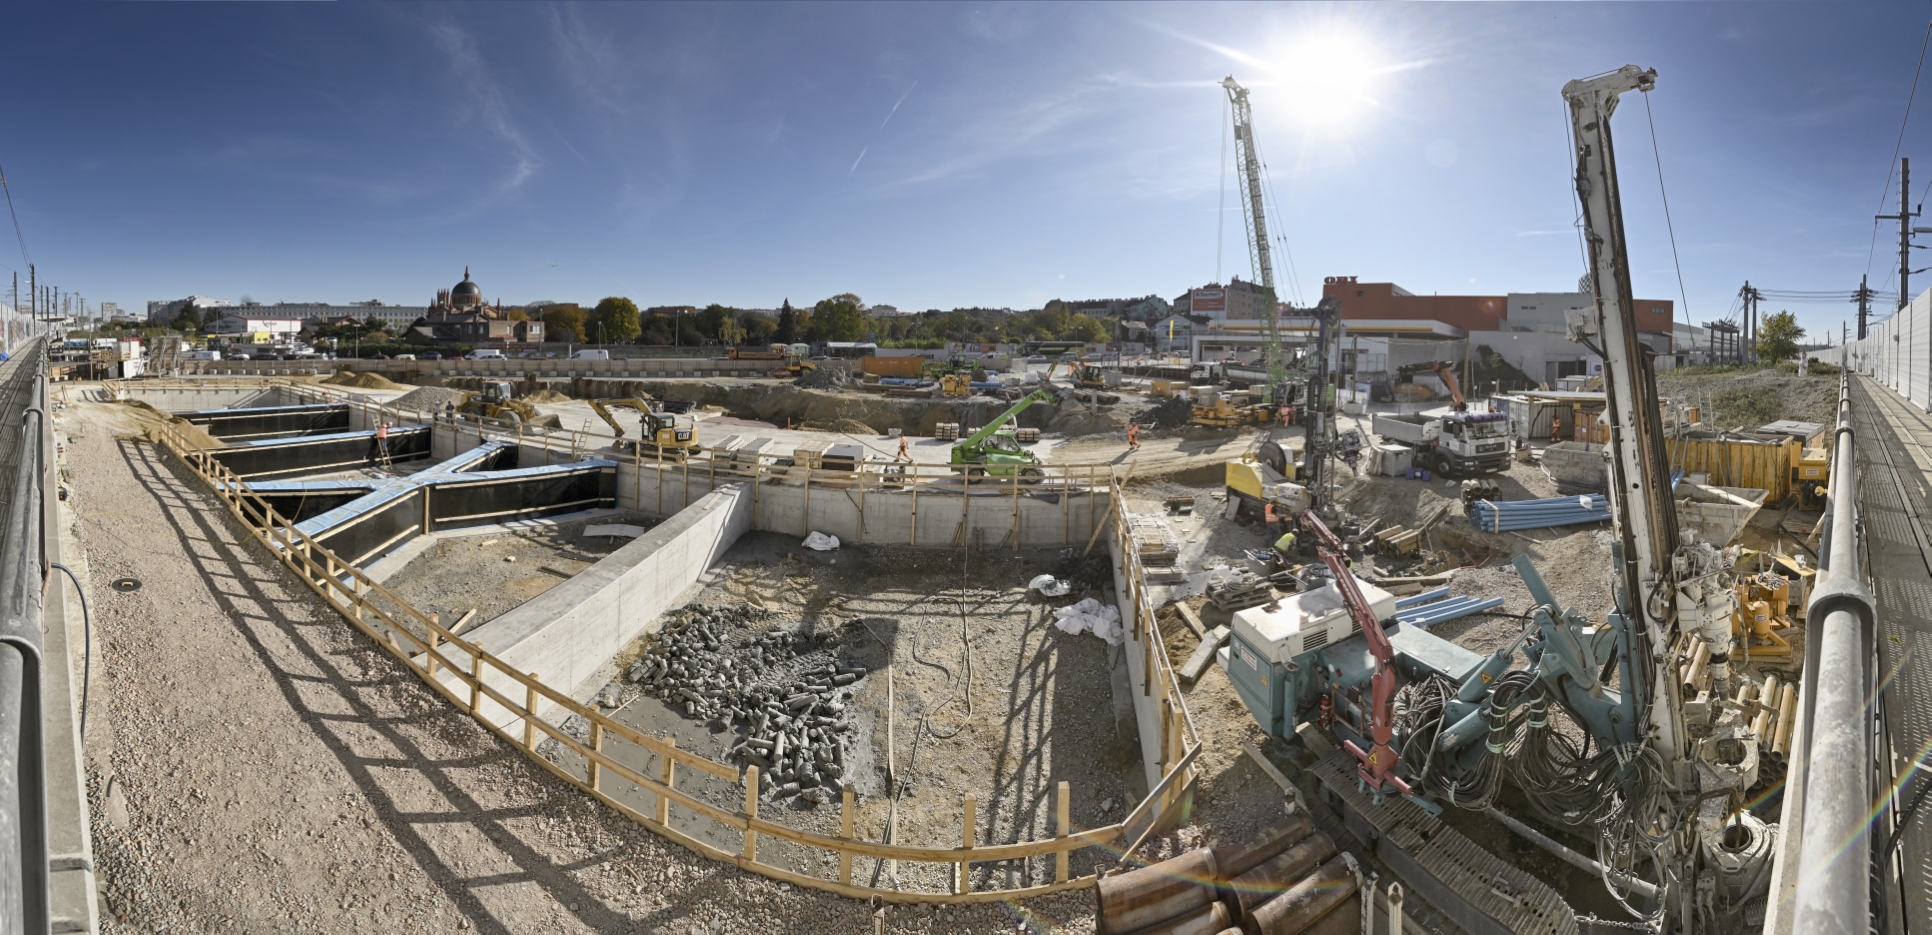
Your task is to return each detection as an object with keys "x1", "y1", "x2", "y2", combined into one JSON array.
[
  {"x1": 0, "y1": 161, "x2": 28, "y2": 273},
  {"x1": 1217, "y1": 96, "x2": 1229, "y2": 285},
  {"x1": 1640, "y1": 91, "x2": 1694, "y2": 335},
  {"x1": 48, "y1": 562, "x2": 90, "y2": 738},
  {"x1": 1867, "y1": 18, "x2": 1932, "y2": 280}
]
